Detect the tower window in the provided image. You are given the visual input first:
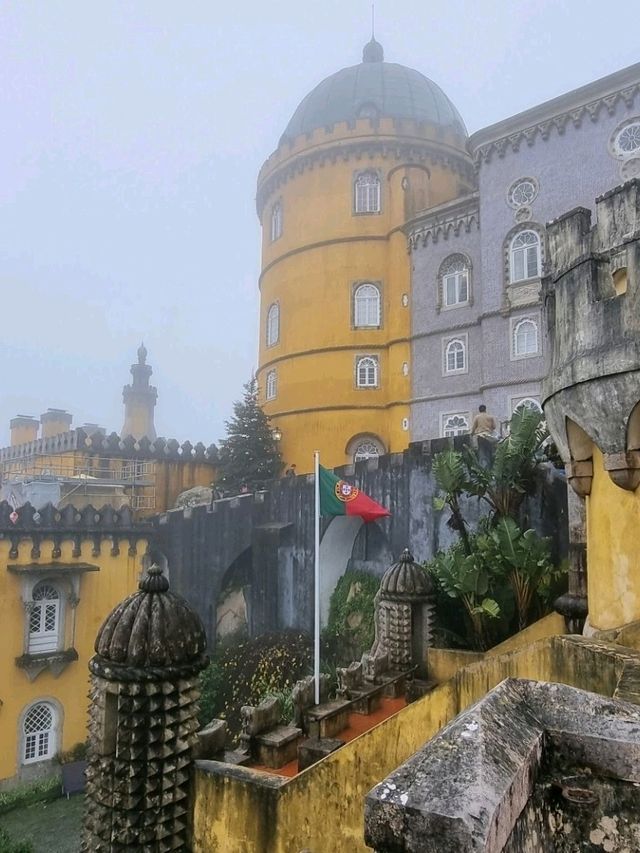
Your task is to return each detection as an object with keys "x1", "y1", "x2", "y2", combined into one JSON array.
[
  {"x1": 510, "y1": 230, "x2": 541, "y2": 283},
  {"x1": 266, "y1": 303, "x2": 280, "y2": 347},
  {"x1": 346, "y1": 433, "x2": 385, "y2": 463},
  {"x1": 356, "y1": 356, "x2": 379, "y2": 388},
  {"x1": 270, "y1": 201, "x2": 283, "y2": 242},
  {"x1": 23, "y1": 702, "x2": 55, "y2": 763},
  {"x1": 512, "y1": 318, "x2": 539, "y2": 358},
  {"x1": 28, "y1": 582, "x2": 60, "y2": 654},
  {"x1": 354, "y1": 172, "x2": 381, "y2": 214},
  {"x1": 354, "y1": 283, "x2": 381, "y2": 327},
  {"x1": 439, "y1": 255, "x2": 470, "y2": 308},
  {"x1": 266, "y1": 370, "x2": 277, "y2": 401},
  {"x1": 444, "y1": 339, "x2": 467, "y2": 374}
]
